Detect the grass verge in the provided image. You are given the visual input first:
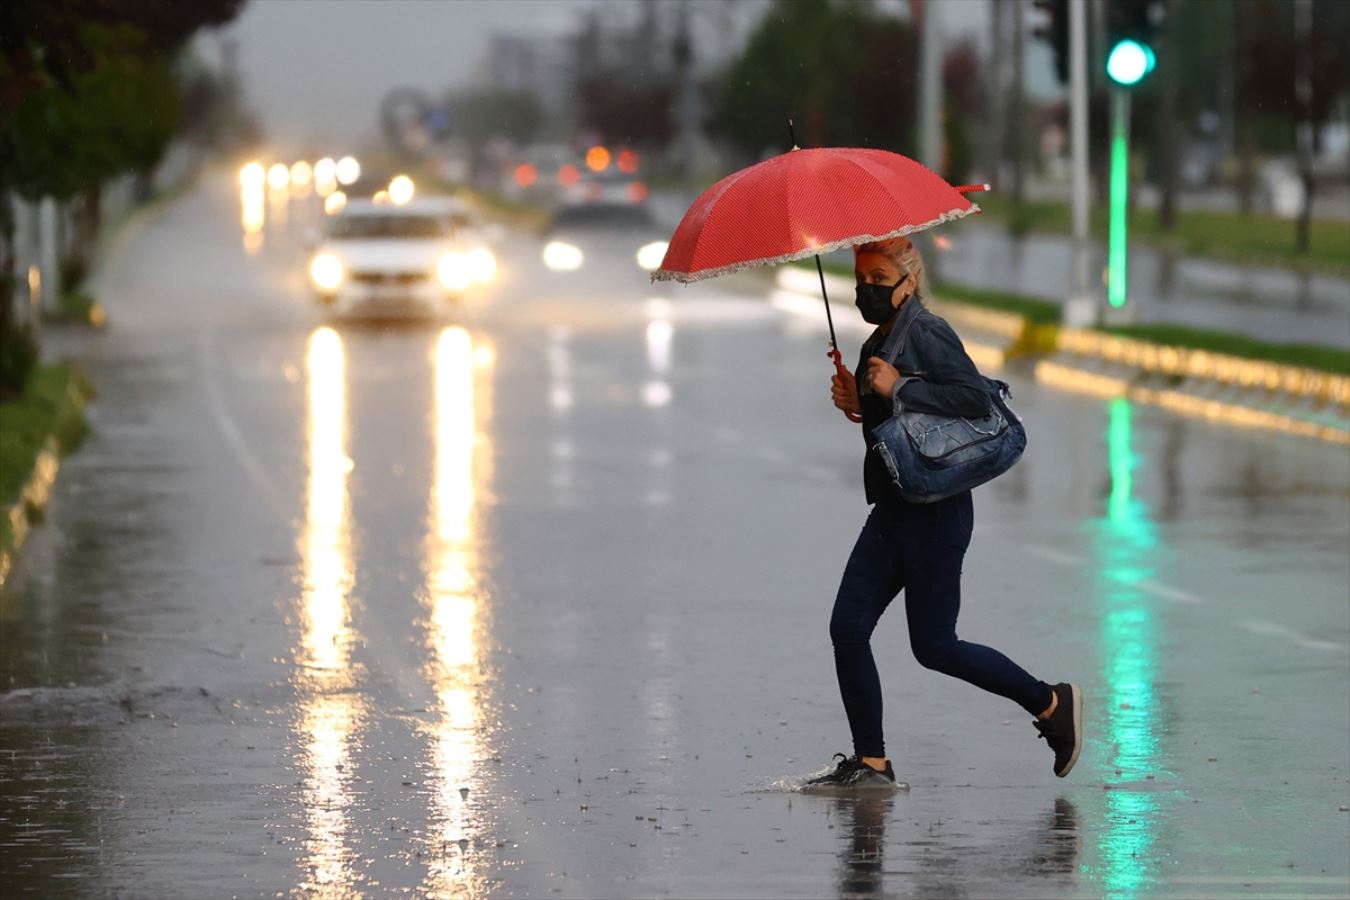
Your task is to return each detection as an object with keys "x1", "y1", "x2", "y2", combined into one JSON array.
[
  {"x1": 932, "y1": 284, "x2": 1063, "y2": 325},
  {"x1": 0, "y1": 363, "x2": 92, "y2": 555},
  {"x1": 974, "y1": 195, "x2": 1350, "y2": 277},
  {"x1": 43, "y1": 290, "x2": 107, "y2": 328},
  {"x1": 1098, "y1": 323, "x2": 1350, "y2": 376}
]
